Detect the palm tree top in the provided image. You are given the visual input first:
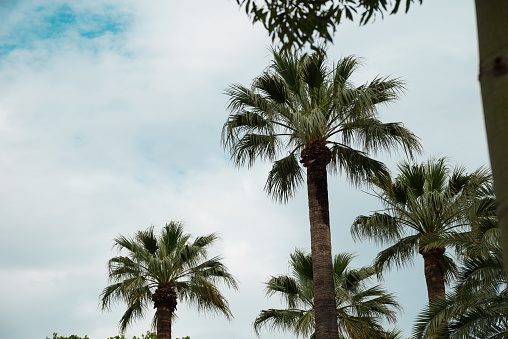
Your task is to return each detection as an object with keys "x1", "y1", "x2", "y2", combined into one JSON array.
[
  {"x1": 222, "y1": 48, "x2": 422, "y2": 202},
  {"x1": 351, "y1": 157, "x2": 493, "y2": 282},
  {"x1": 255, "y1": 249, "x2": 401, "y2": 338},
  {"x1": 100, "y1": 221, "x2": 238, "y2": 333}
]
